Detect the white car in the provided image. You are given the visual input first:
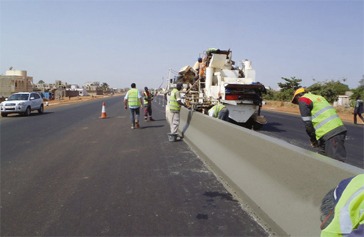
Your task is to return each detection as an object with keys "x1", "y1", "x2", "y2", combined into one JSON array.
[{"x1": 1, "y1": 92, "x2": 44, "y2": 117}]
